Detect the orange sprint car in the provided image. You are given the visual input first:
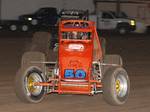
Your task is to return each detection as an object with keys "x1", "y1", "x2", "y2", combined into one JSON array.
[{"x1": 15, "y1": 20, "x2": 130, "y2": 106}]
